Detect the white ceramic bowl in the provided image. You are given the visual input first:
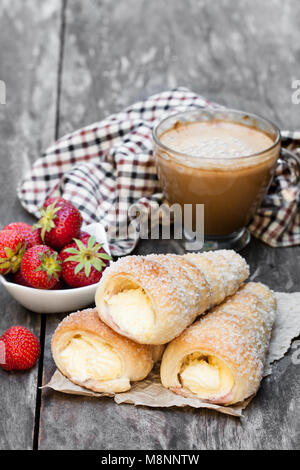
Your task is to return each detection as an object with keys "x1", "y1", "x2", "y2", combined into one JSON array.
[
  {"x1": 0, "y1": 223, "x2": 111, "y2": 314},
  {"x1": 0, "y1": 277, "x2": 101, "y2": 313}
]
